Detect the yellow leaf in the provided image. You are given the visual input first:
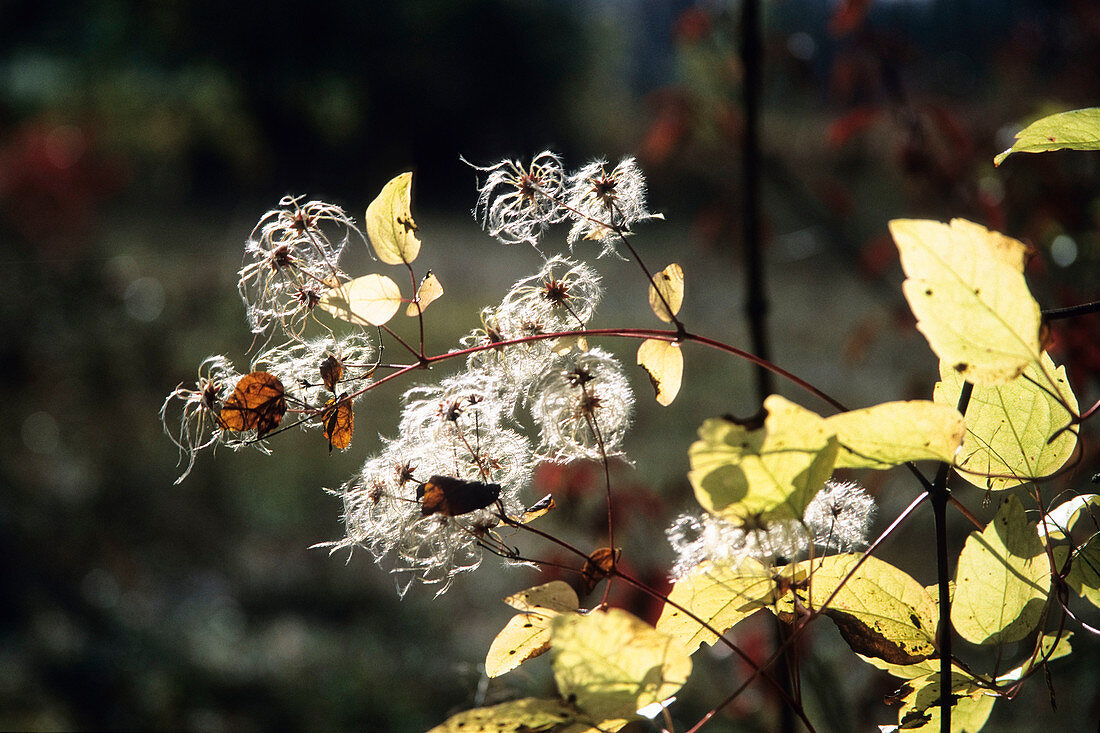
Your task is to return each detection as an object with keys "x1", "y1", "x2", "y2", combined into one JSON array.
[
  {"x1": 656, "y1": 558, "x2": 777, "y2": 652},
  {"x1": 824, "y1": 400, "x2": 965, "y2": 469},
  {"x1": 889, "y1": 218, "x2": 1041, "y2": 385},
  {"x1": 365, "y1": 171, "x2": 421, "y2": 265},
  {"x1": 486, "y1": 582, "x2": 580, "y2": 678},
  {"x1": 504, "y1": 580, "x2": 579, "y2": 613},
  {"x1": 318, "y1": 273, "x2": 403, "y2": 326},
  {"x1": 688, "y1": 395, "x2": 838, "y2": 523},
  {"x1": 405, "y1": 270, "x2": 444, "y2": 316},
  {"x1": 648, "y1": 263, "x2": 684, "y2": 322},
  {"x1": 485, "y1": 612, "x2": 556, "y2": 678},
  {"x1": 994, "y1": 107, "x2": 1100, "y2": 165},
  {"x1": 934, "y1": 351, "x2": 1078, "y2": 491},
  {"x1": 951, "y1": 495, "x2": 1051, "y2": 645},
  {"x1": 427, "y1": 698, "x2": 576, "y2": 733},
  {"x1": 551, "y1": 608, "x2": 692, "y2": 722},
  {"x1": 779, "y1": 554, "x2": 937, "y2": 666},
  {"x1": 996, "y1": 632, "x2": 1073, "y2": 684},
  {"x1": 885, "y1": 671, "x2": 995, "y2": 733},
  {"x1": 637, "y1": 339, "x2": 683, "y2": 406},
  {"x1": 1063, "y1": 535, "x2": 1100, "y2": 610}
]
